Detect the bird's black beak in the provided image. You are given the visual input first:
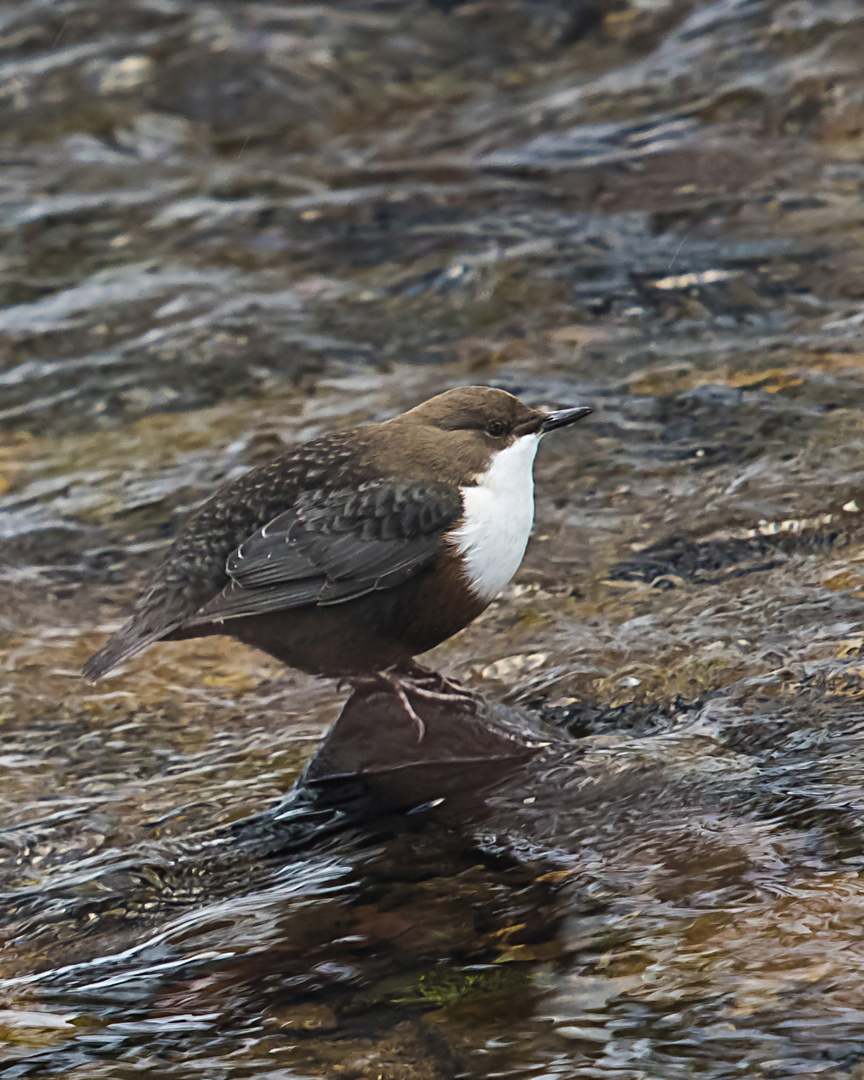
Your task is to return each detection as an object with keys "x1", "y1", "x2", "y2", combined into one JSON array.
[{"x1": 541, "y1": 406, "x2": 593, "y2": 433}]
